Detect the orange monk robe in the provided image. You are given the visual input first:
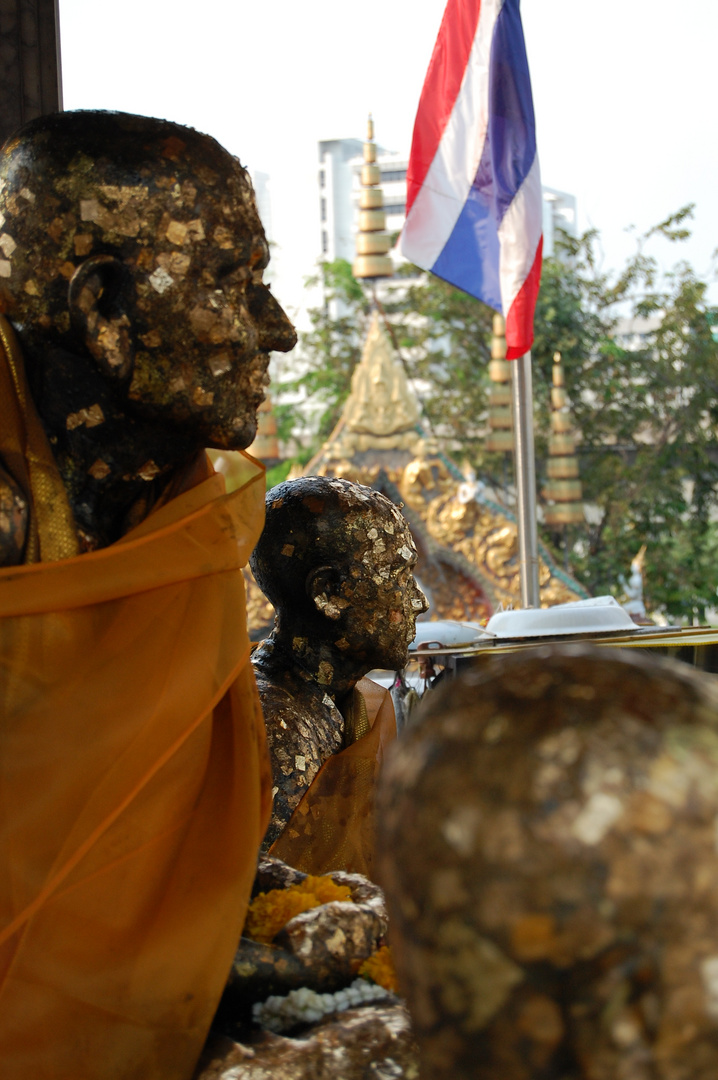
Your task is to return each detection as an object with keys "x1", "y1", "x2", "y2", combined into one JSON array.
[
  {"x1": 0, "y1": 321, "x2": 271, "y2": 1079},
  {"x1": 269, "y1": 677, "x2": 396, "y2": 880}
]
